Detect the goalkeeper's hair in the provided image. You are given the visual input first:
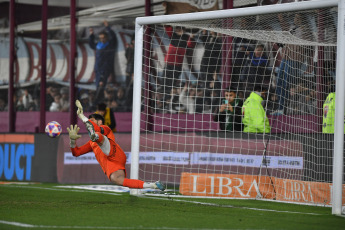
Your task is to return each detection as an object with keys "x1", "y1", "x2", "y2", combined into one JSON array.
[{"x1": 89, "y1": 113, "x2": 105, "y2": 124}]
